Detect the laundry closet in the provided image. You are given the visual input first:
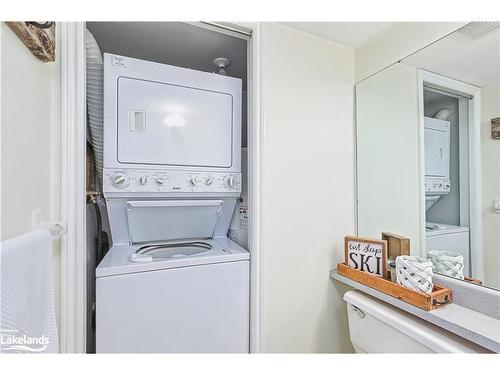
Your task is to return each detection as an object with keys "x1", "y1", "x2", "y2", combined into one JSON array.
[
  {"x1": 84, "y1": 22, "x2": 251, "y2": 353},
  {"x1": 423, "y1": 87, "x2": 471, "y2": 278}
]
